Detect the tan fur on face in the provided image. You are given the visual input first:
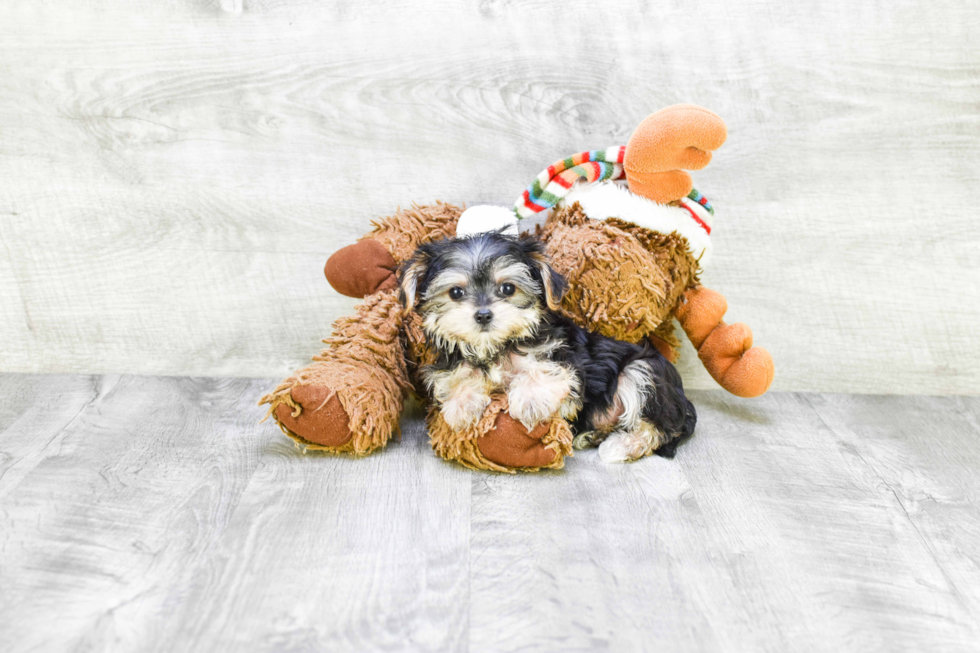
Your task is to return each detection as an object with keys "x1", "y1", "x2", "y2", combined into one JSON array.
[
  {"x1": 414, "y1": 236, "x2": 579, "y2": 432},
  {"x1": 422, "y1": 300, "x2": 542, "y2": 362},
  {"x1": 418, "y1": 256, "x2": 546, "y2": 362},
  {"x1": 494, "y1": 262, "x2": 538, "y2": 289},
  {"x1": 528, "y1": 252, "x2": 563, "y2": 311}
]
